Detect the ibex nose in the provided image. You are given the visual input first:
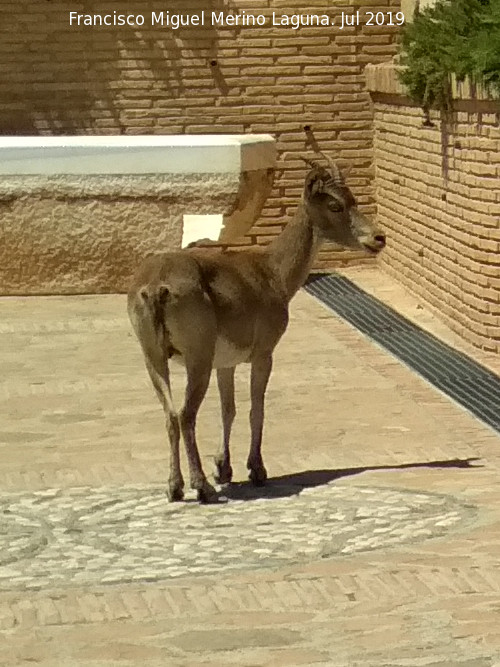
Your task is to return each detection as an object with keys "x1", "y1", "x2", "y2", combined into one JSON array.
[{"x1": 374, "y1": 233, "x2": 386, "y2": 248}]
